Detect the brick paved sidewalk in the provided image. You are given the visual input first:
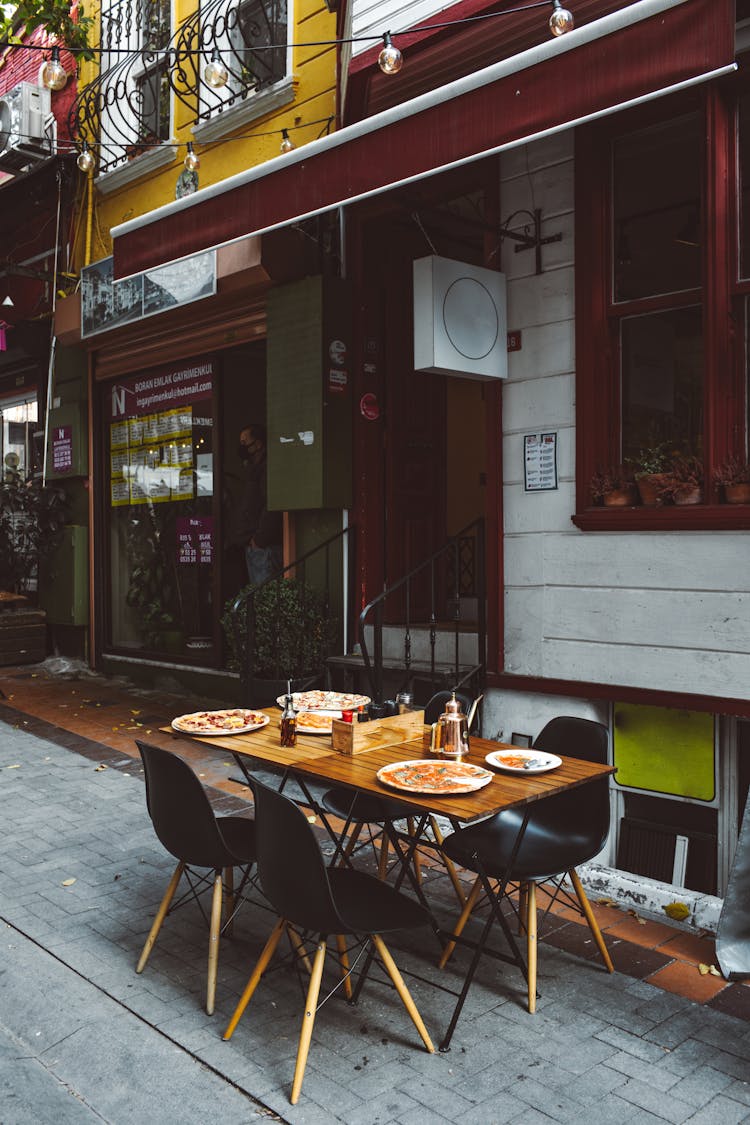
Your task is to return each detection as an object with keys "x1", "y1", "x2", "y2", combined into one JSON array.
[{"x1": 1, "y1": 663, "x2": 750, "y2": 1123}]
